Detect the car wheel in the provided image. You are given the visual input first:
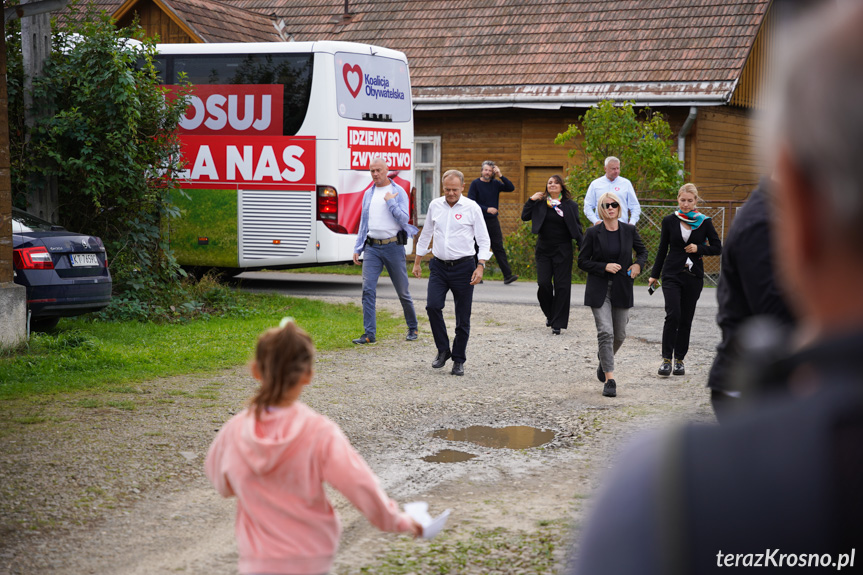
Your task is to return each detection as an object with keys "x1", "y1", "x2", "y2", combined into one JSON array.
[{"x1": 30, "y1": 317, "x2": 60, "y2": 332}]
